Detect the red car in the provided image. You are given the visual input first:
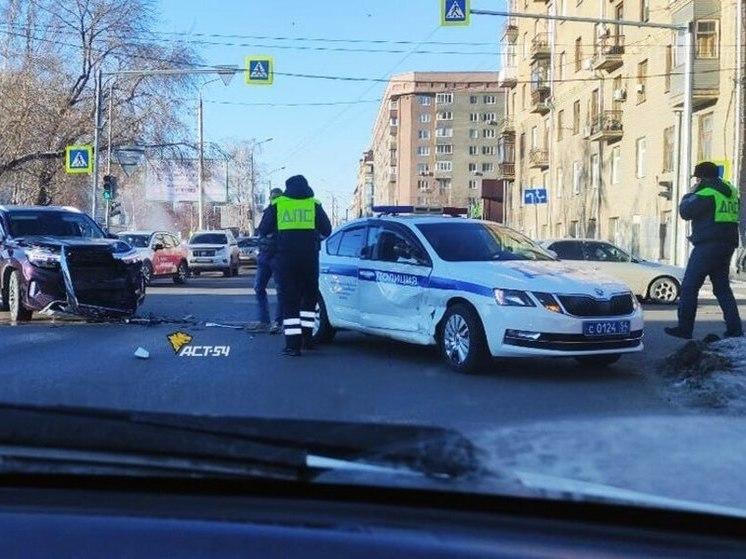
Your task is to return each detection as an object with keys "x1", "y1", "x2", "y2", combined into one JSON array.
[{"x1": 117, "y1": 230, "x2": 189, "y2": 285}]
